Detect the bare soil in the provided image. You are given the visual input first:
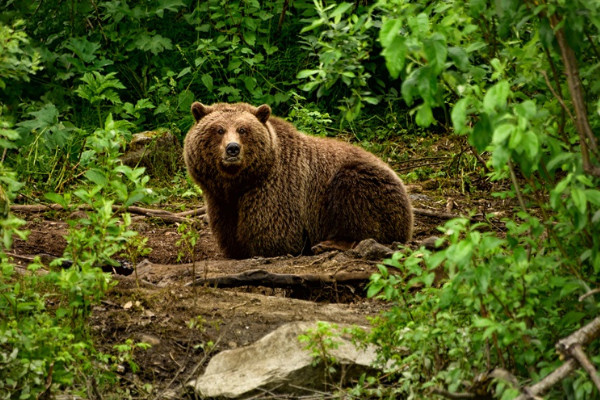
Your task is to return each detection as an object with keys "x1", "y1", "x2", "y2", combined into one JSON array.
[{"x1": 10, "y1": 183, "x2": 508, "y2": 398}]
